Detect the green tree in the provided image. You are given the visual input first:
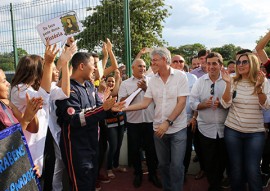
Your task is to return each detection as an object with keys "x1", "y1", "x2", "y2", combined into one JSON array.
[
  {"x1": 211, "y1": 44, "x2": 241, "y2": 62},
  {"x1": 77, "y1": 0, "x2": 171, "y2": 63},
  {"x1": 168, "y1": 43, "x2": 206, "y2": 64},
  {"x1": 0, "y1": 48, "x2": 28, "y2": 71}
]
